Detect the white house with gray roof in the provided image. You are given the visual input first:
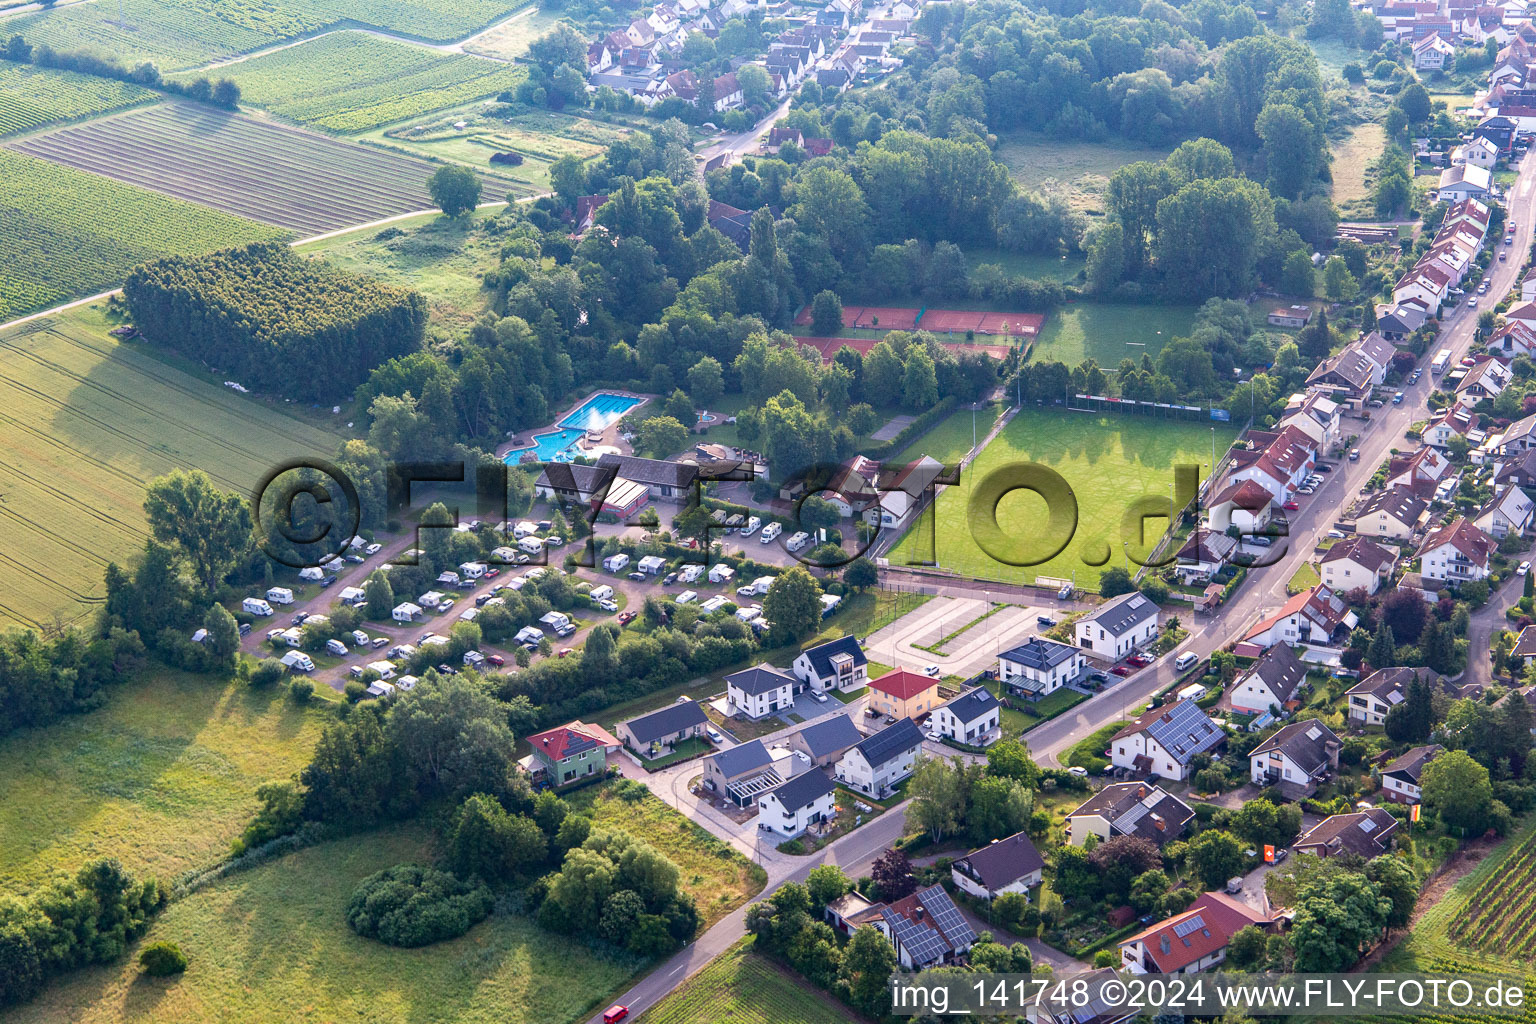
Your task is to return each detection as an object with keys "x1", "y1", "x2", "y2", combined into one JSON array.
[
  {"x1": 1075, "y1": 592, "x2": 1159, "y2": 660},
  {"x1": 1108, "y1": 699, "x2": 1224, "y2": 781},
  {"x1": 928, "y1": 687, "x2": 1001, "y2": 746},
  {"x1": 1248, "y1": 720, "x2": 1341, "y2": 798},
  {"x1": 785, "y1": 713, "x2": 864, "y2": 767},
  {"x1": 725, "y1": 664, "x2": 797, "y2": 718},
  {"x1": 835, "y1": 718, "x2": 923, "y2": 797},
  {"x1": 1066, "y1": 781, "x2": 1193, "y2": 847},
  {"x1": 756, "y1": 769, "x2": 837, "y2": 837},
  {"x1": 616, "y1": 699, "x2": 710, "y2": 755},
  {"x1": 792, "y1": 635, "x2": 868, "y2": 692},
  {"x1": 998, "y1": 637, "x2": 1087, "y2": 696},
  {"x1": 950, "y1": 831, "x2": 1044, "y2": 901},
  {"x1": 1227, "y1": 643, "x2": 1309, "y2": 715}
]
